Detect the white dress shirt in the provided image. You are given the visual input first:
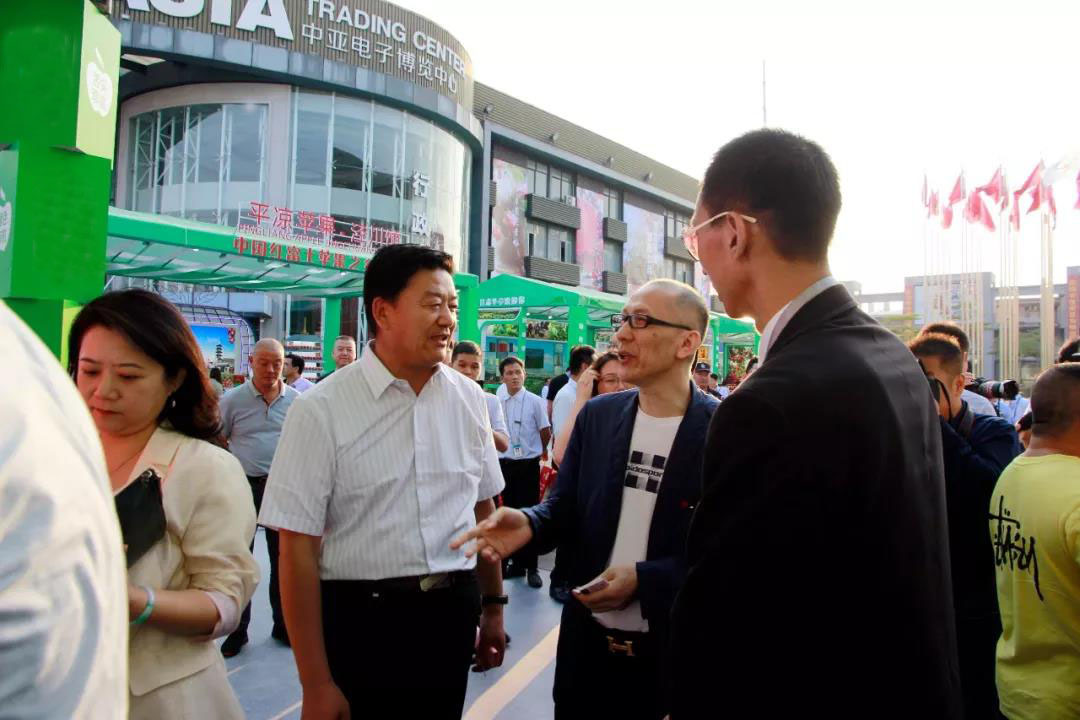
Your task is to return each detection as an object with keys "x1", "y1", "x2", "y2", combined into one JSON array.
[
  {"x1": 500, "y1": 388, "x2": 550, "y2": 460},
  {"x1": 757, "y1": 276, "x2": 840, "y2": 365},
  {"x1": 551, "y1": 377, "x2": 579, "y2": 438},
  {"x1": 0, "y1": 302, "x2": 128, "y2": 718},
  {"x1": 260, "y1": 343, "x2": 505, "y2": 580},
  {"x1": 485, "y1": 393, "x2": 509, "y2": 437},
  {"x1": 962, "y1": 389, "x2": 998, "y2": 417}
]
